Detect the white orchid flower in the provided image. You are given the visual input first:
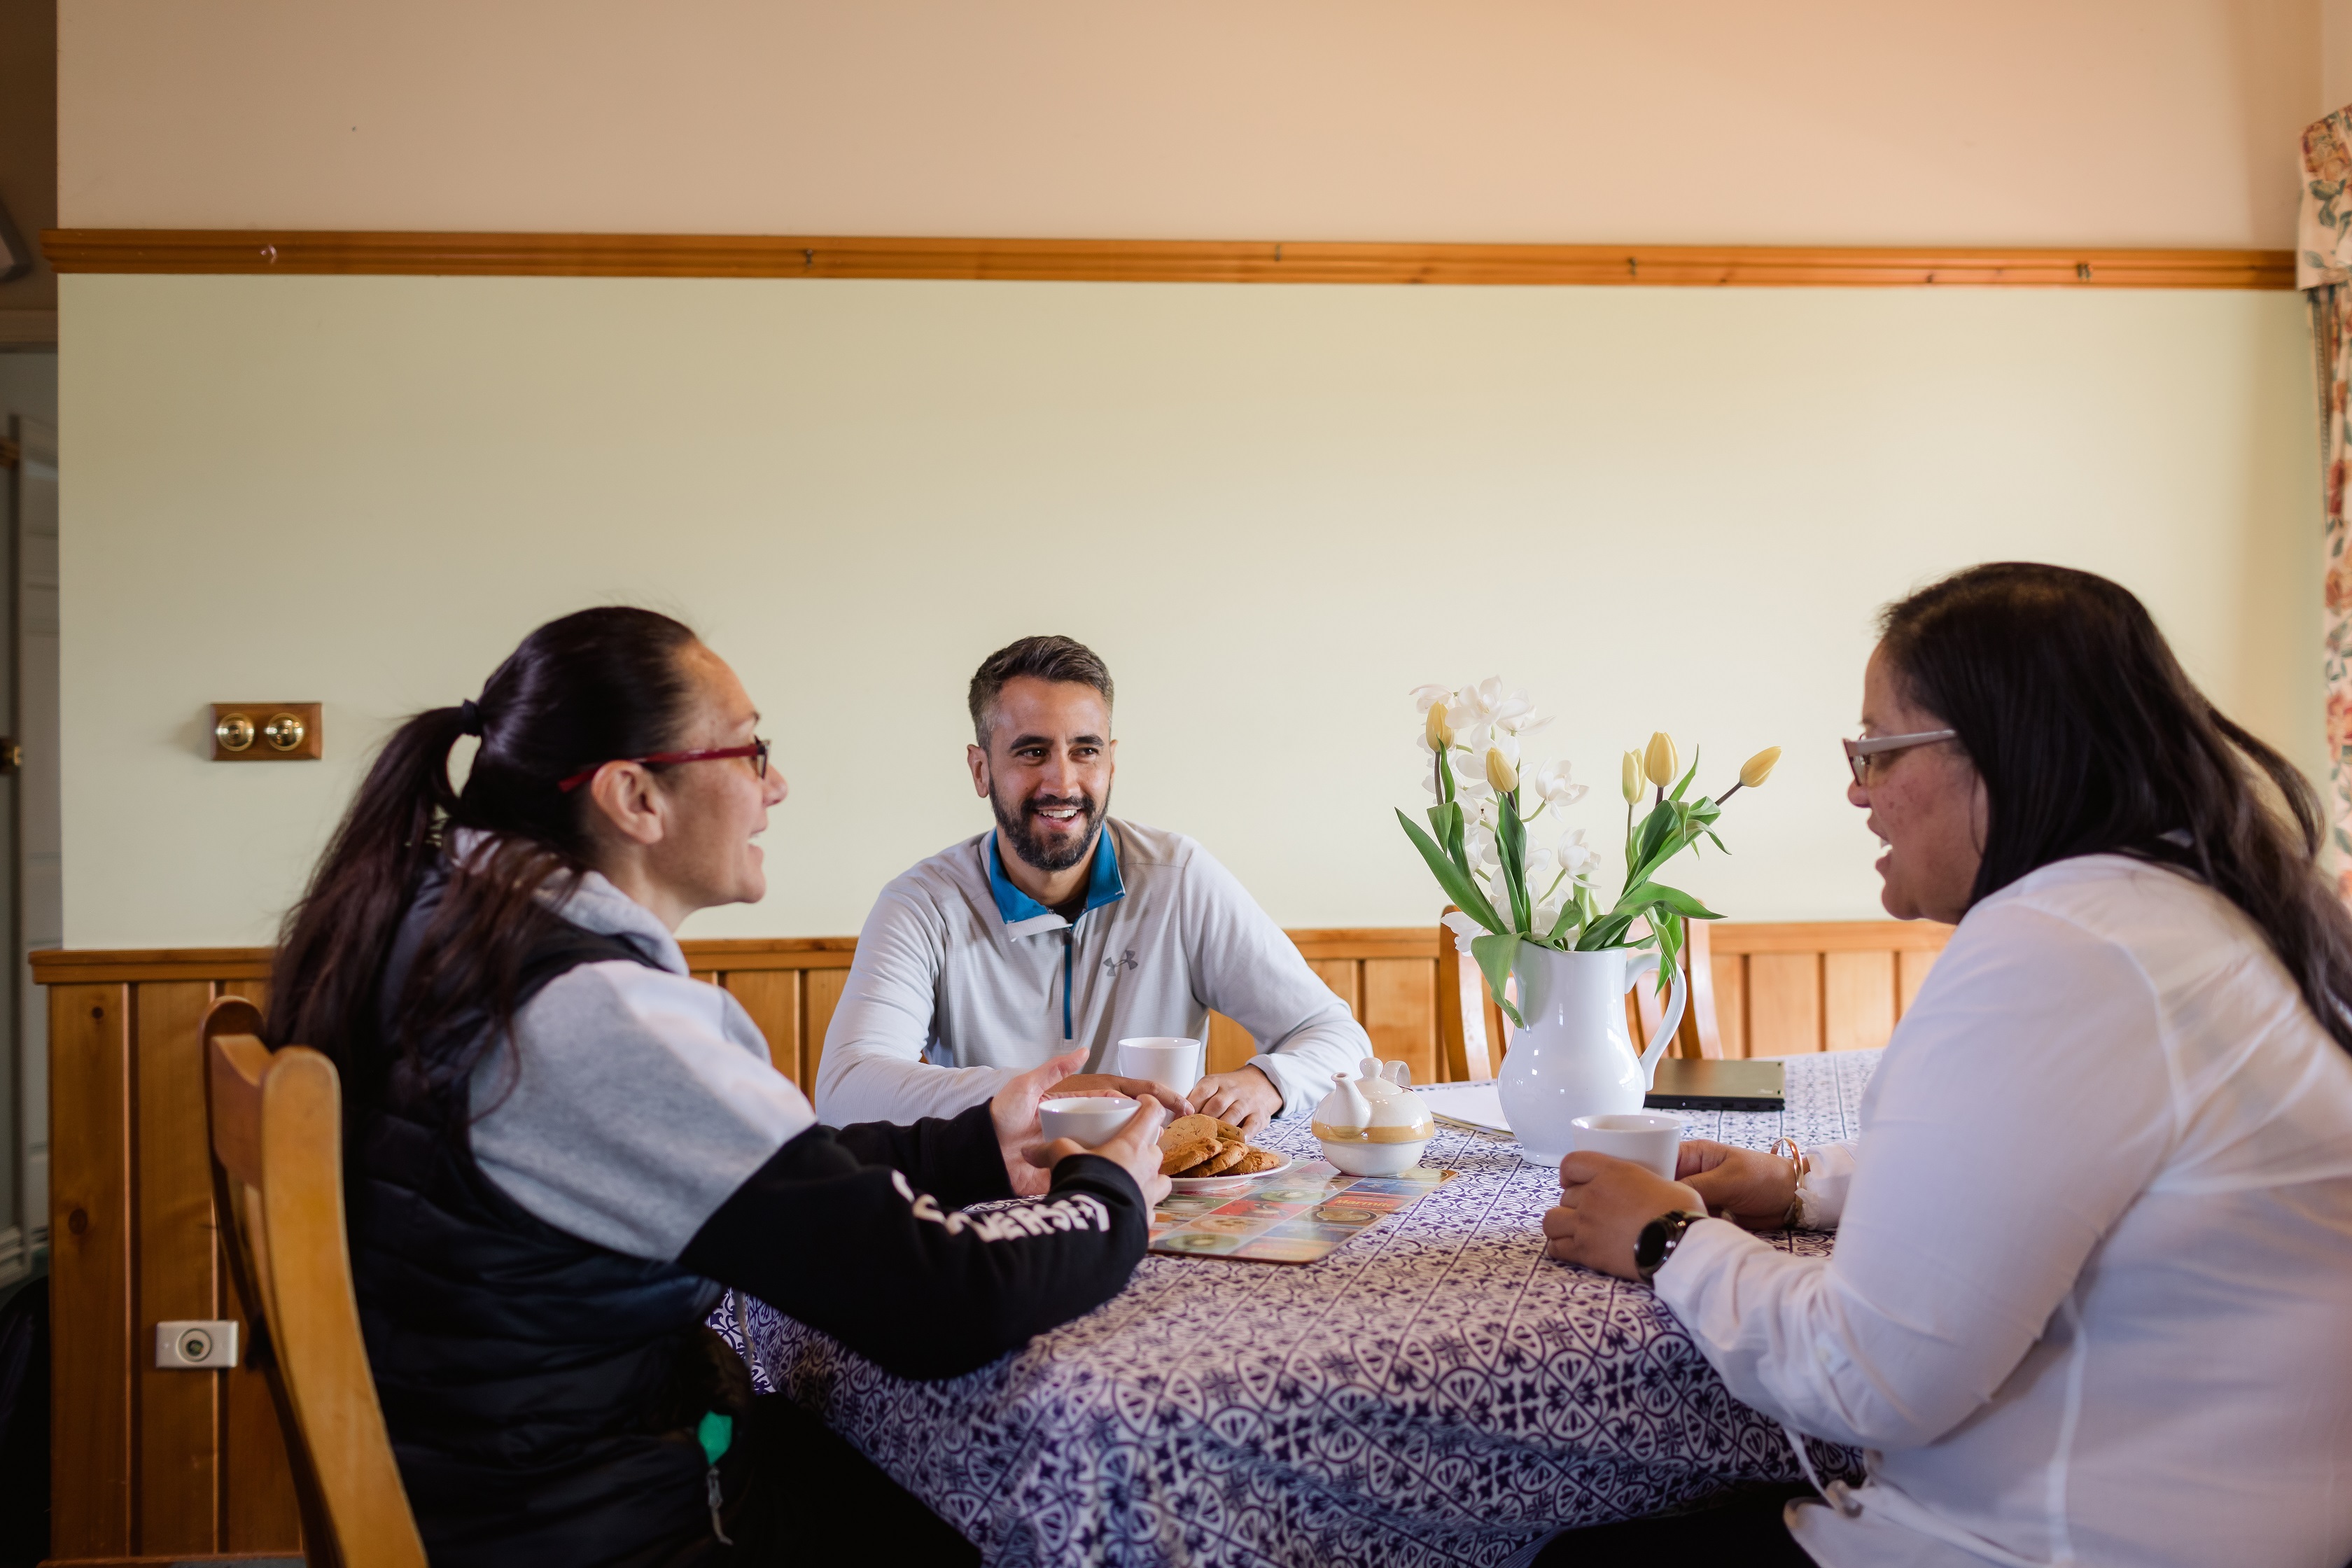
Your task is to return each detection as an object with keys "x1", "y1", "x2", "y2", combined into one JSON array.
[
  {"x1": 1453, "y1": 753, "x2": 1493, "y2": 802},
  {"x1": 1410, "y1": 683, "x2": 1453, "y2": 715},
  {"x1": 1449, "y1": 677, "x2": 1518, "y2": 731},
  {"x1": 1553, "y1": 828, "x2": 1600, "y2": 887},
  {"x1": 1464, "y1": 821, "x2": 1501, "y2": 870},
  {"x1": 1450, "y1": 676, "x2": 1550, "y2": 738},
  {"x1": 1531, "y1": 759, "x2": 1588, "y2": 810},
  {"x1": 1438, "y1": 908, "x2": 1483, "y2": 956},
  {"x1": 1532, "y1": 895, "x2": 1564, "y2": 934}
]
